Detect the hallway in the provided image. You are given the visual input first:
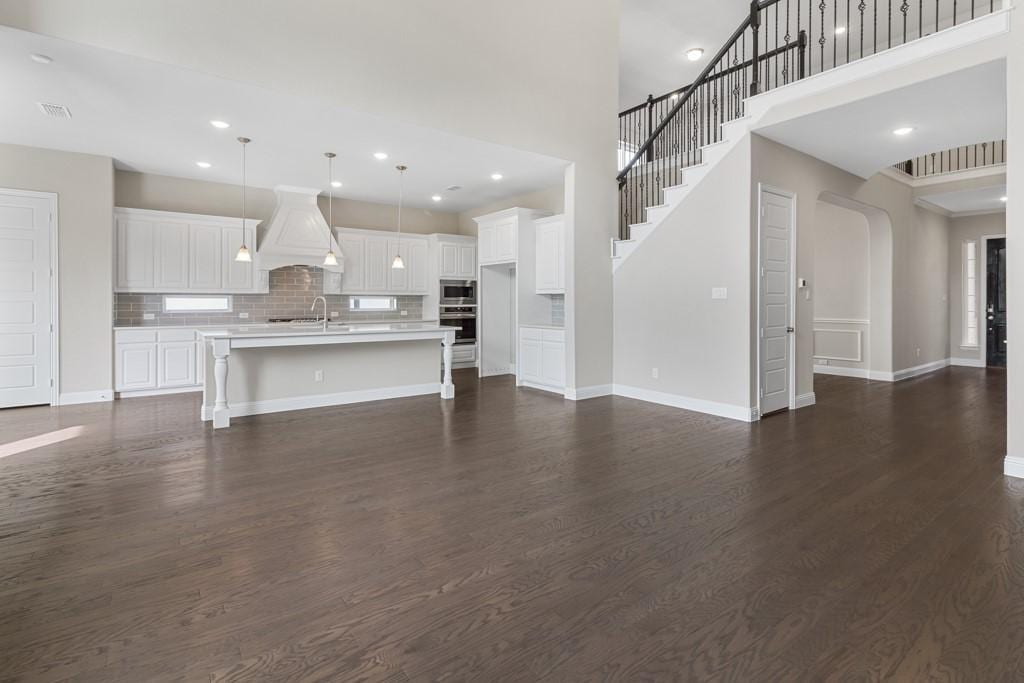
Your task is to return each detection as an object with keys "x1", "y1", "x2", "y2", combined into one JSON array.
[{"x1": 0, "y1": 368, "x2": 1018, "y2": 680}]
